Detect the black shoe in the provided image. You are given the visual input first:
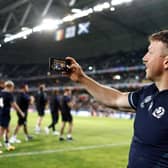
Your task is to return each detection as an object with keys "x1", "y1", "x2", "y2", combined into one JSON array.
[
  {"x1": 26, "y1": 135, "x2": 33, "y2": 141},
  {"x1": 67, "y1": 137, "x2": 73, "y2": 141},
  {"x1": 59, "y1": 137, "x2": 65, "y2": 141}
]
